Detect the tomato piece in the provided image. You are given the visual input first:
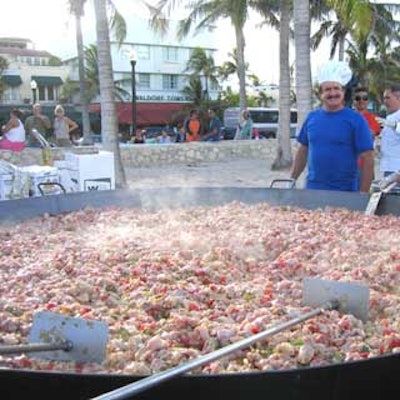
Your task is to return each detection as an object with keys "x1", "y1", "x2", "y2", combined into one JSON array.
[{"x1": 251, "y1": 326, "x2": 260, "y2": 334}]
